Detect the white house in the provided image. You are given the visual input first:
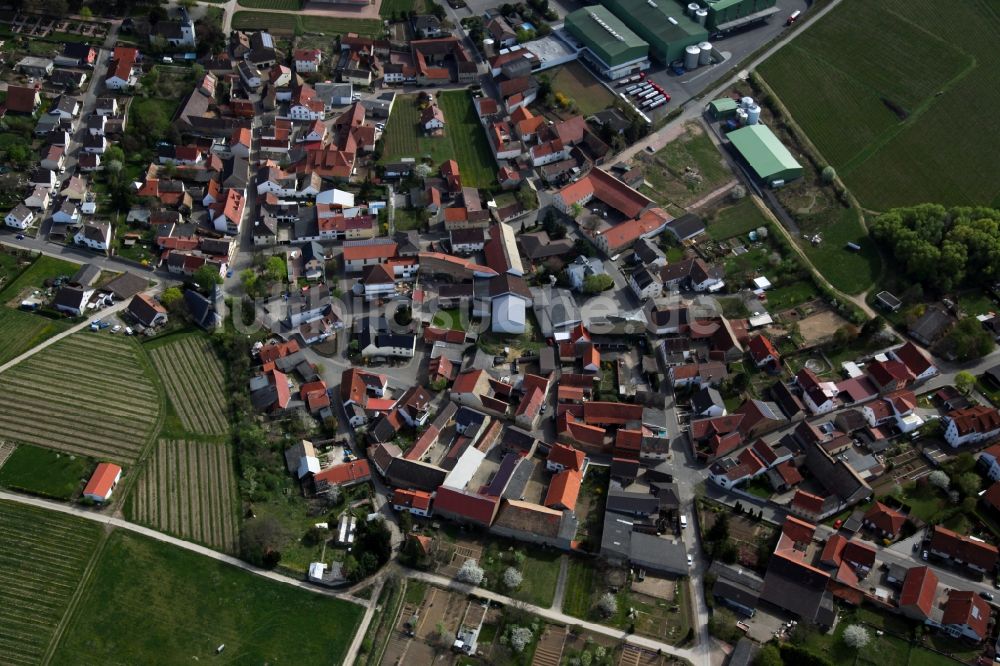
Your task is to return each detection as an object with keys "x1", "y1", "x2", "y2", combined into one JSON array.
[
  {"x1": 978, "y1": 444, "x2": 1000, "y2": 482},
  {"x1": 213, "y1": 189, "x2": 246, "y2": 235},
  {"x1": 74, "y1": 222, "x2": 112, "y2": 251},
  {"x1": 943, "y1": 406, "x2": 1000, "y2": 448},
  {"x1": 628, "y1": 266, "x2": 662, "y2": 301},
  {"x1": 294, "y1": 49, "x2": 322, "y2": 73},
  {"x1": 288, "y1": 102, "x2": 324, "y2": 122},
  {"x1": 796, "y1": 369, "x2": 839, "y2": 415},
  {"x1": 52, "y1": 202, "x2": 81, "y2": 225},
  {"x1": 862, "y1": 390, "x2": 923, "y2": 434},
  {"x1": 889, "y1": 341, "x2": 939, "y2": 382},
  {"x1": 392, "y1": 489, "x2": 433, "y2": 517},
  {"x1": 24, "y1": 187, "x2": 50, "y2": 210},
  {"x1": 5, "y1": 205, "x2": 34, "y2": 230}
]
